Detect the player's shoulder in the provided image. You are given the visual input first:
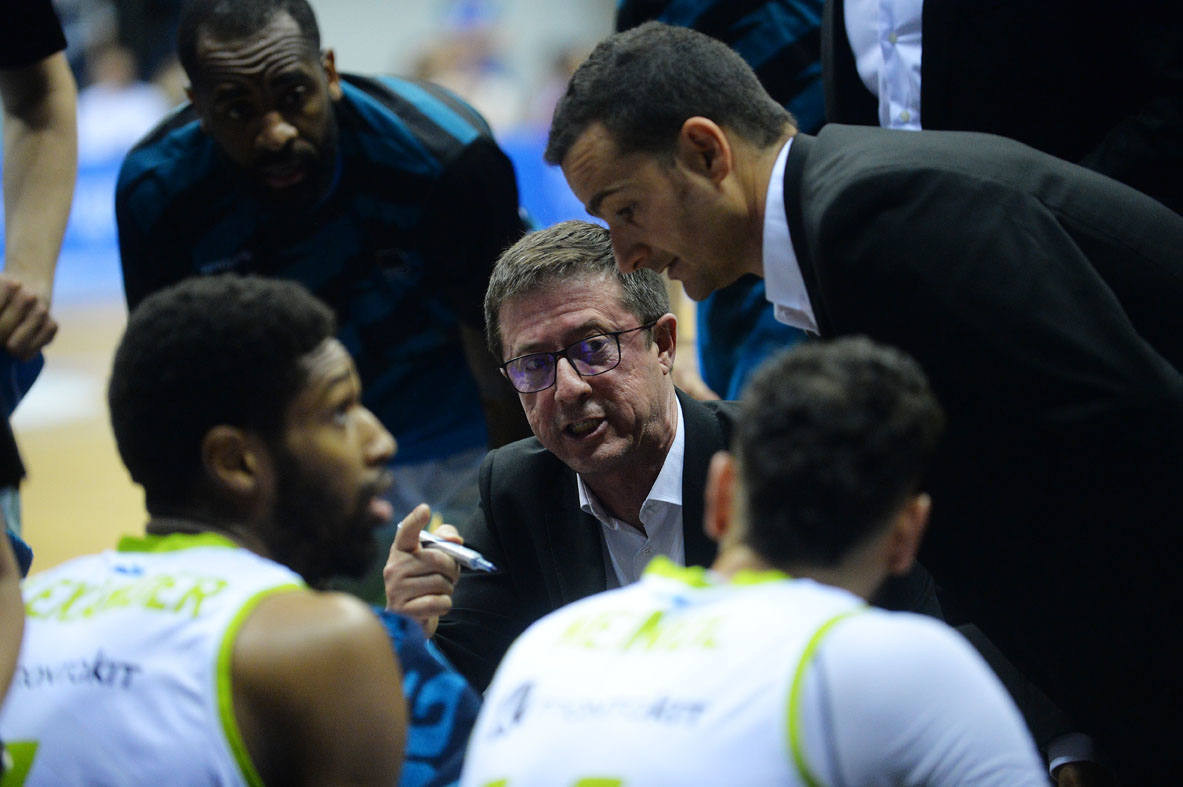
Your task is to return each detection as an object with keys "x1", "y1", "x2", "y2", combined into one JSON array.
[
  {"x1": 339, "y1": 73, "x2": 498, "y2": 164},
  {"x1": 819, "y1": 607, "x2": 990, "y2": 700},
  {"x1": 345, "y1": 74, "x2": 493, "y2": 137},
  {"x1": 116, "y1": 105, "x2": 218, "y2": 223},
  {"x1": 118, "y1": 106, "x2": 207, "y2": 186},
  {"x1": 248, "y1": 589, "x2": 383, "y2": 642},
  {"x1": 233, "y1": 589, "x2": 394, "y2": 689},
  {"x1": 830, "y1": 607, "x2": 971, "y2": 657}
]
